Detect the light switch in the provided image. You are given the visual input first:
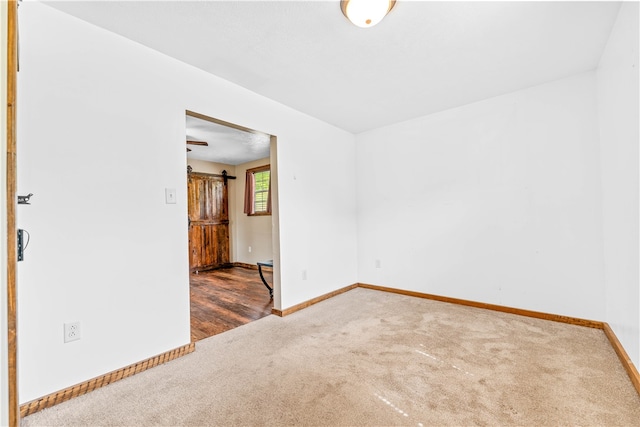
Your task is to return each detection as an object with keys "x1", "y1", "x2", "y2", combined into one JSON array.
[{"x1": 165, "y1": 188, "x2": 176, "y2": 204}]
